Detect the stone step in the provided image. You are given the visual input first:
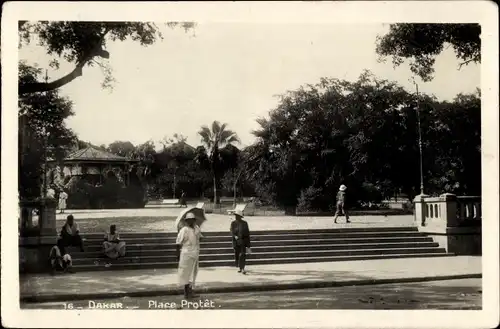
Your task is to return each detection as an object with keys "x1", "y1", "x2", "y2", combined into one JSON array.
[
  {"x1": 70, "y1": 252, "x2": 453, "y2": 272},
  {"x1": 71, "y1": 247, "x2": 446, "y2": 265},
  {"x1": 82, "y1": 231, "x2": 425, "y2": 243},
  {"x1": 81, "y1": 226, "x2": 418, "y2": 239},
  {"x1": 76, "y1": 236, "x2": 434, "y2": 251},
  {"x1": 71, "y1": 242, "x2": 440, "y2": 259}
]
